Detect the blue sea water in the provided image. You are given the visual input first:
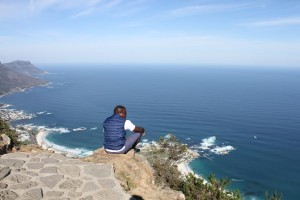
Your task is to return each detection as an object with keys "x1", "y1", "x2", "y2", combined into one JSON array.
[{"x1": 1, "y1": 65, "x2": 300, "y2": 199}]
